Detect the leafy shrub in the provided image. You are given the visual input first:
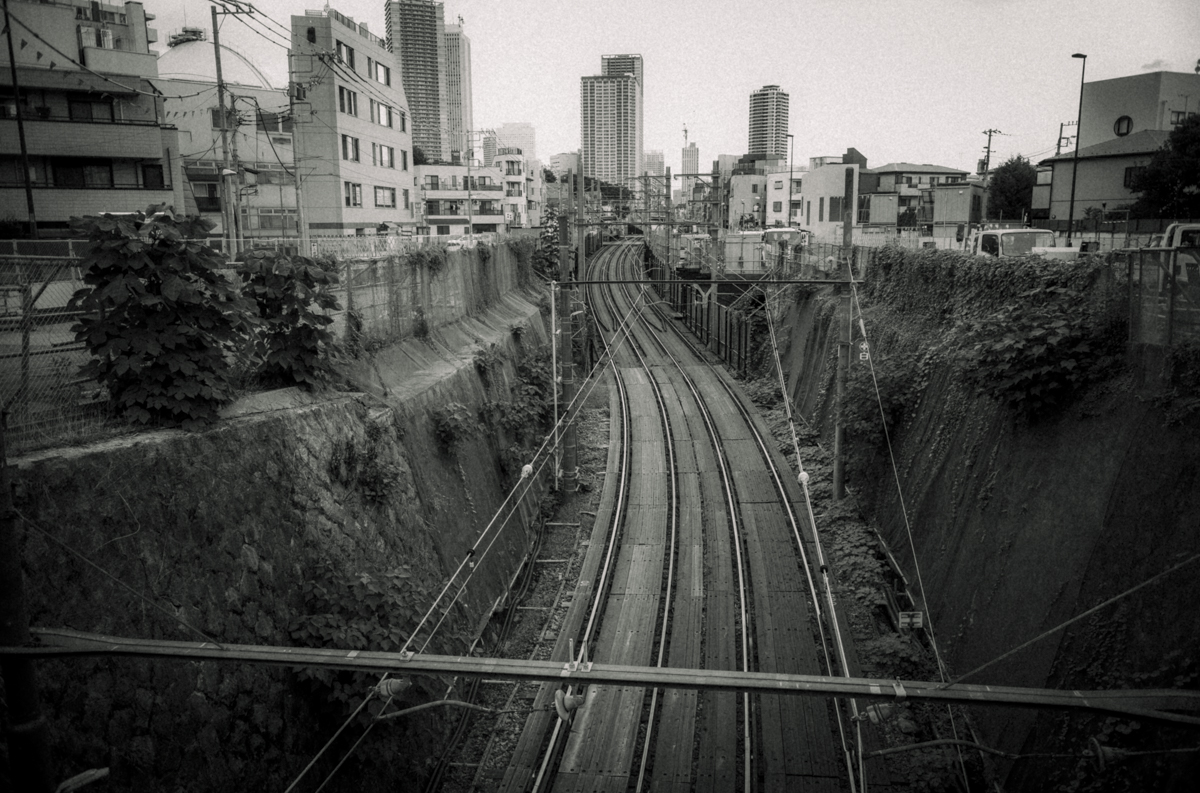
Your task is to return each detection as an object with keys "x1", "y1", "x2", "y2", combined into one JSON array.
[
  {"x1": 68, "y1": 207, "x2": 253, "y2": 429},
  {"x1": 473, "y1": 343, "x2": 505, "y2": 386},
  {"x1": 413, "y1": 306, "x2": 430, "y2": 339},
  {"x1": 481, "y1": 350, "x2": 552, "y2": 445},
  {"x1": 408, "y1": 245, "x2": 448, "y2": 275},
  {"x1": 959, "y1": 285, "x2": 1125, "y2": 419},
  {"x1": 844, "y1": 347, "x2": 928, "y2": 449},
  {"x1": 431, "y1": 402, "x2": 477, "y2": 451},
  {"x1": 237, "y1": 249, "x2": 341, "y2": 389},
  {"x1": 477, "y1": 242, "x2": 493, "y2": 264}
]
